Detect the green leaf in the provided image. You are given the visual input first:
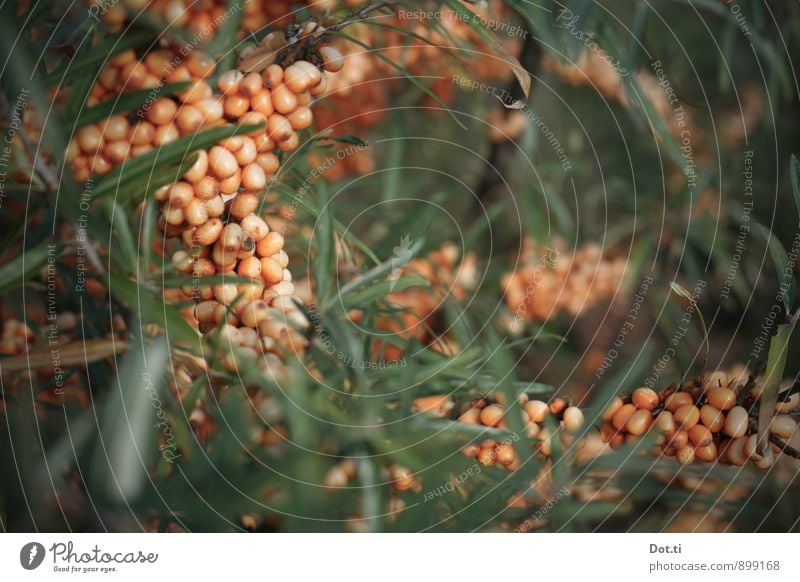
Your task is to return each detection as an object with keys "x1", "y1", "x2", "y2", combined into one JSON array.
[
  {"x1": 108, "y1": 273, "x2": 201, "y2": 349},
  {"x1": 314, "y1": 180, "x2": 334, "y2": 305},
  {"x1": 343, "y1": 274, "x2": 429, "y2": 309},
  {"x1": 0, "y1": 242, "x2": 56, "y2": 293},
  {"x1": 44, "y1": 30, "x2": 156, "y2": 85},
  {"x1": 754, "y1": 223, "x2": 794, "y2": 314},
  {"x1": 206, "y1": 0, "x2": 245, "y2": 56},
  {"x1": 76, "y1": 82, "x2": 191, "y2": 127},
  {"x1": 790, "y1": 154, "x2": 800, "y2": 218},
  {"x1": 92, "y1": 123, "x2": 261, "y2": 199},
  {"x1": 96, "y1": 335, "x2": 171, "y2": 501},
  {"x1": 756, "y1": 323, "x2": 794, "y2": 455}
]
